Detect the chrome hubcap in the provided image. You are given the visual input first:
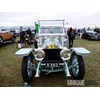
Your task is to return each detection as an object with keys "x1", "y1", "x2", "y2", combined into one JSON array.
[
  {"x1": 27, "y1": 57, "x2": 33, "y2": 78},
  {"x1": 72, "y1": 55, "x2": 79, "y2": 77}
]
